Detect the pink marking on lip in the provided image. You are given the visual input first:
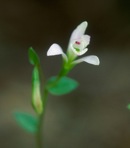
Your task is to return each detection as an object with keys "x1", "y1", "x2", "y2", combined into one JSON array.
[{"x1": 75, "y1": 41, "x2": 80, "y2": 45}]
